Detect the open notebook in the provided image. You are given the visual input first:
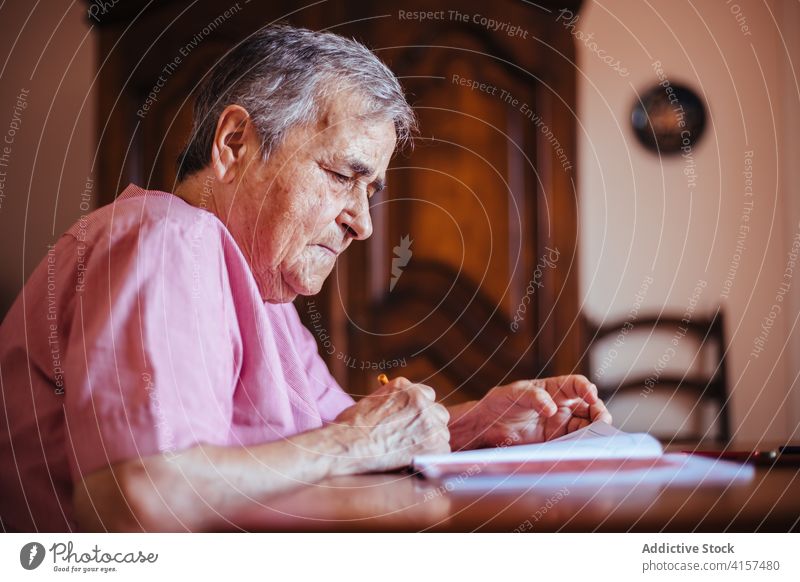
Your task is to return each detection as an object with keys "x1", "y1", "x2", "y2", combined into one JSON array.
[{"x1": 412, "y1": 421, "x2": 754, "y2": 490}]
